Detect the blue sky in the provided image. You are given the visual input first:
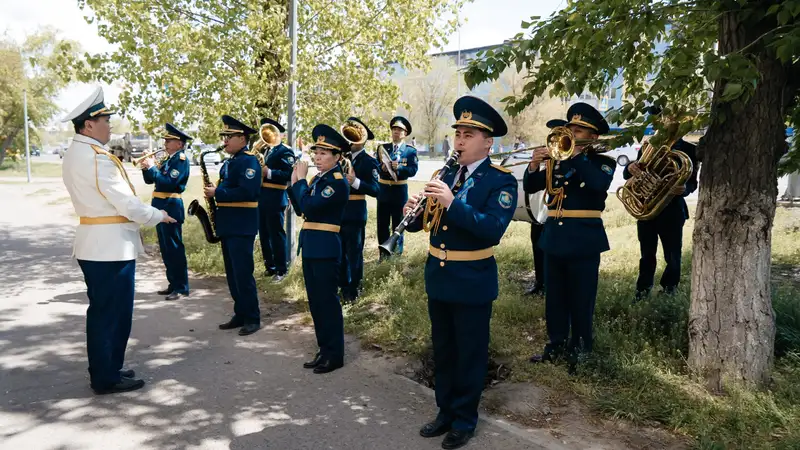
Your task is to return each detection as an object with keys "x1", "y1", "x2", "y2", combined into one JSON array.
[{"x1": 1, "y1": 0, "x2": 565, "y2": 120}]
